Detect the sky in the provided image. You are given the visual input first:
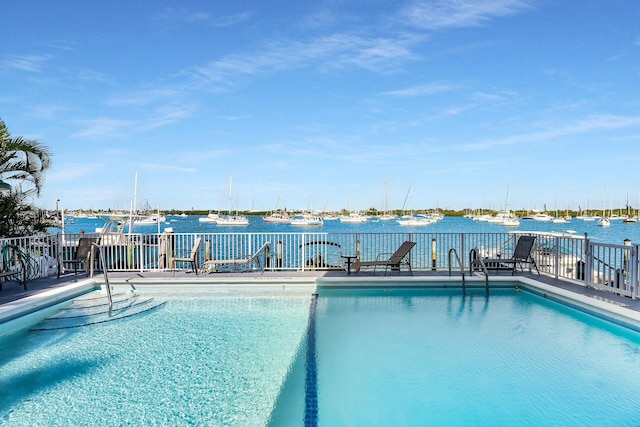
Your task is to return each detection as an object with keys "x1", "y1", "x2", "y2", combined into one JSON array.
[{"x1": 1, "y1": 0, "x2": 639, "y2": 213}]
